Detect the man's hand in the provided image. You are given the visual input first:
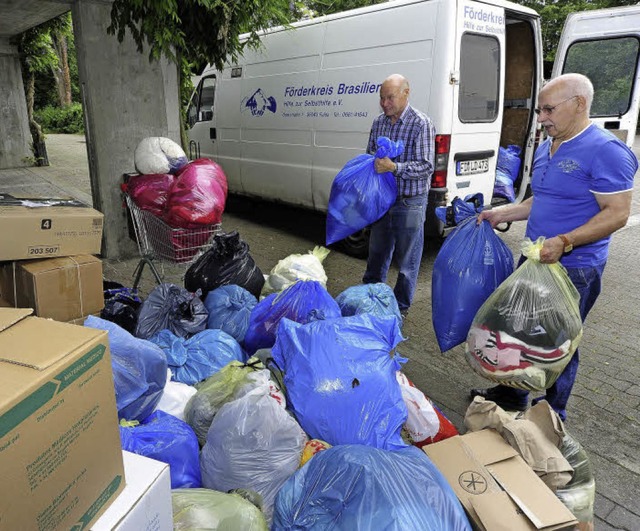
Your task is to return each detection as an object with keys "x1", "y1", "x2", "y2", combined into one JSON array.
[
  {"x1": 539, "y1": 236, "x2": 565, "y2": 264},
  {"x1": 477, "y1": 208, "x2": 505, "y2": 228},
  {"x1": 374, "y1": 157, "x2": 396, "y2": 174}
]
